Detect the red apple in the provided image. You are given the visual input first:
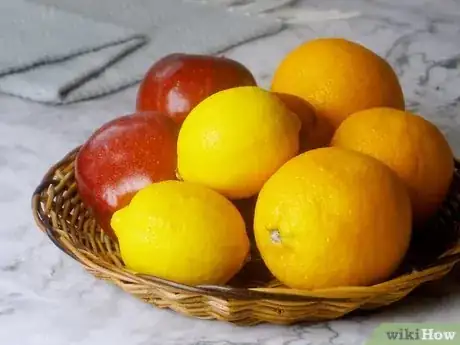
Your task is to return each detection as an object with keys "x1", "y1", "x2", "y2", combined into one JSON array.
[
  {"x1": 75, "y1": 112, "x2": 178, "y2": 238},
  {"x1": 136, "y1": 53, "x2": 257, "y2": 124}
]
